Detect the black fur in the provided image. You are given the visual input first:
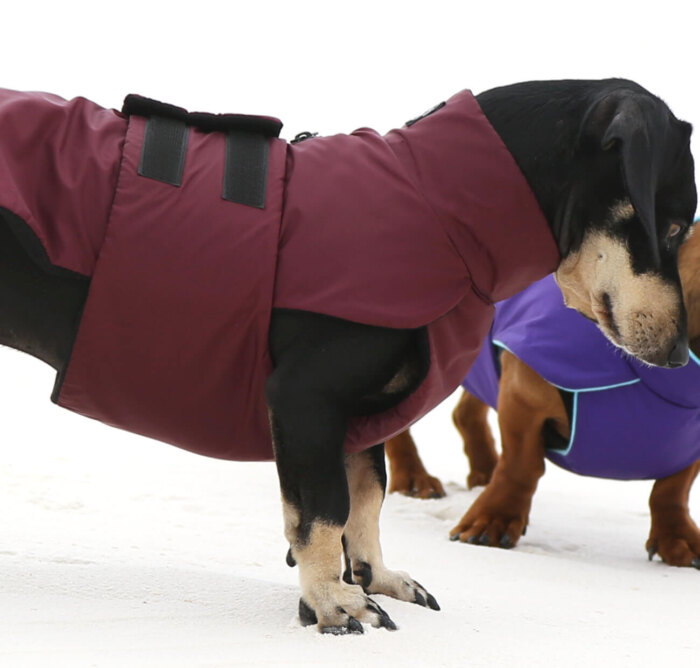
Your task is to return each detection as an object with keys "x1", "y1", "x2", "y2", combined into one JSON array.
[{"x1": 0, "y1": 79, "x2": 696, "y2": 631}]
